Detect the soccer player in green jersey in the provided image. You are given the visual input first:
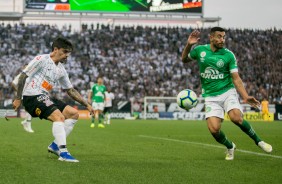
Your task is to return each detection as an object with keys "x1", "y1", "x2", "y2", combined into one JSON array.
[
  {"x1": 88, "y1": 77, "x2": 106, "y2": 128},
  {"x1": 182, "y1": 27, "x2": 272, "y2": 160}
]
